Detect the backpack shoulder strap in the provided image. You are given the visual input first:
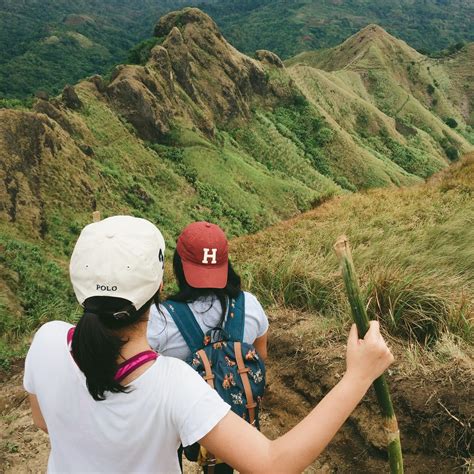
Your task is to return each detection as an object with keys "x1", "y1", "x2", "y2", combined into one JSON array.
[
  {"x1": 161, "y1": 300, "x2": 205, "y2": 353},
  {"x1": 224, "y1": 291, "x2": 245, "y2": 342}
]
